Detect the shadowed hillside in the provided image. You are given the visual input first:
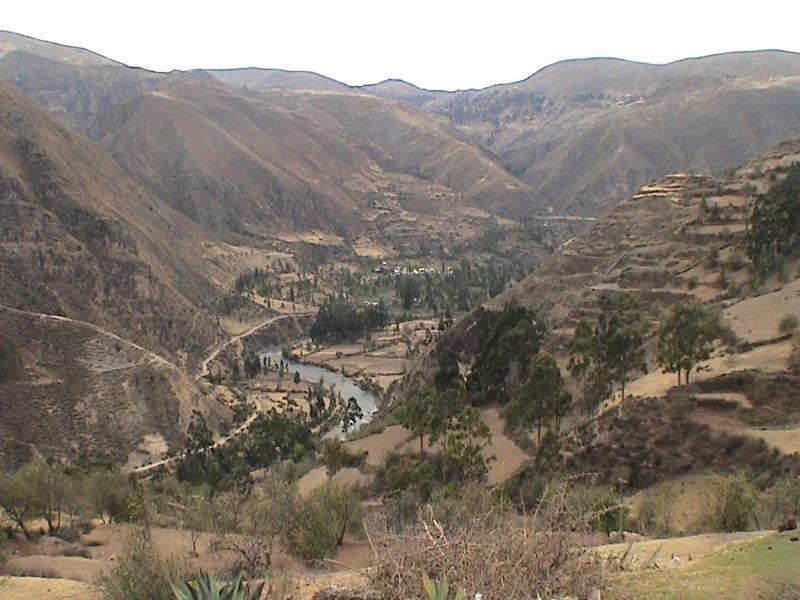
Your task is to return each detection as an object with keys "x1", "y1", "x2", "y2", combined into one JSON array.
[{"x1": 0, "y1": 80, "x2": 223, "y2": 363}]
